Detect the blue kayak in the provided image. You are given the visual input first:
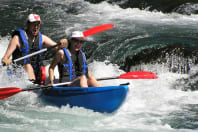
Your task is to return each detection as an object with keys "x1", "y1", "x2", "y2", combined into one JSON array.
[{"x1": 40, "y1": 85, "x2": 129, "y2": 113}]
